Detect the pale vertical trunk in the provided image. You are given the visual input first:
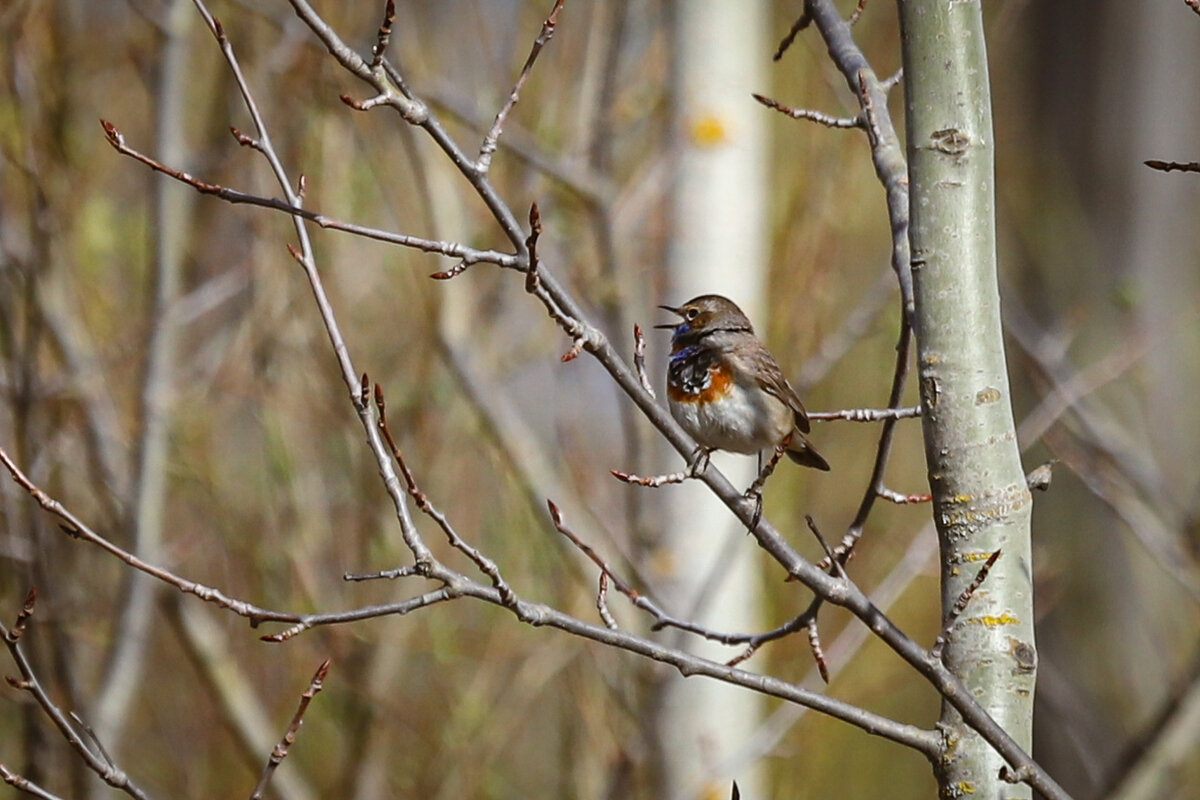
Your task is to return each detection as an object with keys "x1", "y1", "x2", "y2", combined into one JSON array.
[
  {"x1": 898, "y1": 1, "x2": 1036, "y2": 797},
  {"x1": 92, "y1": 0, "x2": 193, "y2": 765},
  {"x1": 652, "y1": 2, "x2": 768, "y2": 798}
]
